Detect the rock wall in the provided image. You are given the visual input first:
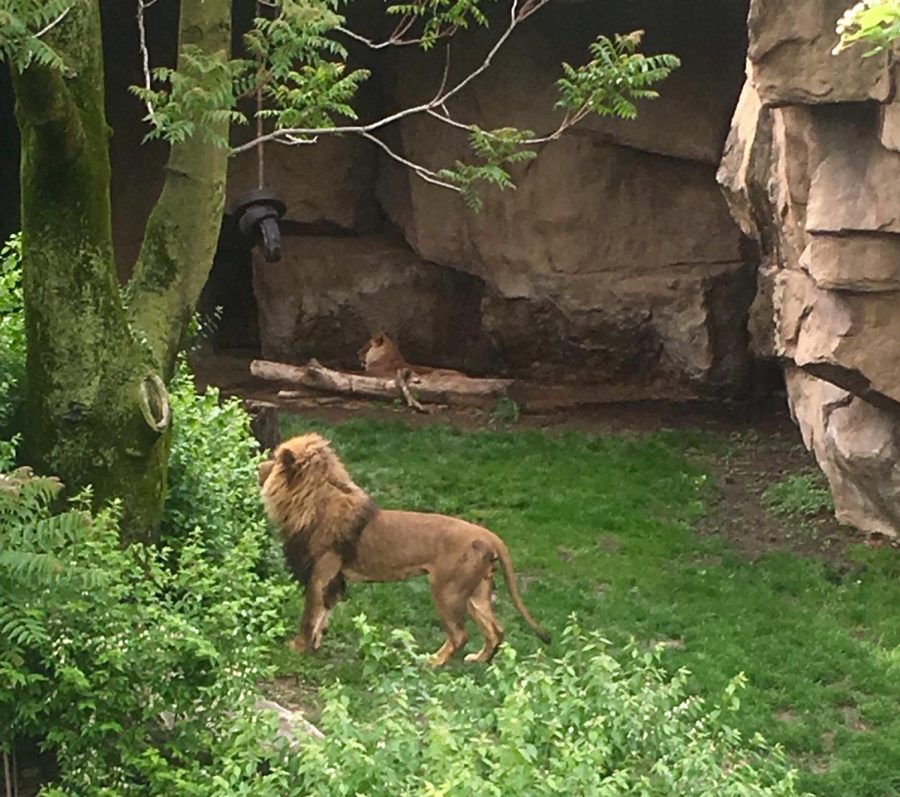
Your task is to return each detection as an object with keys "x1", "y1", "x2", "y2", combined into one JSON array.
[
  {"x1": 236, "y1": 0, "x2": 754, "y2": 391},
  {"x1": 0, "y1": 1, "x2": 761, "y2": 395},
  {"x1": 718, "y1": 0, "x2": 900, "y2": 536},
  {"x1": 251, "y1": 234, "x2": 485, "y2": 371}
]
